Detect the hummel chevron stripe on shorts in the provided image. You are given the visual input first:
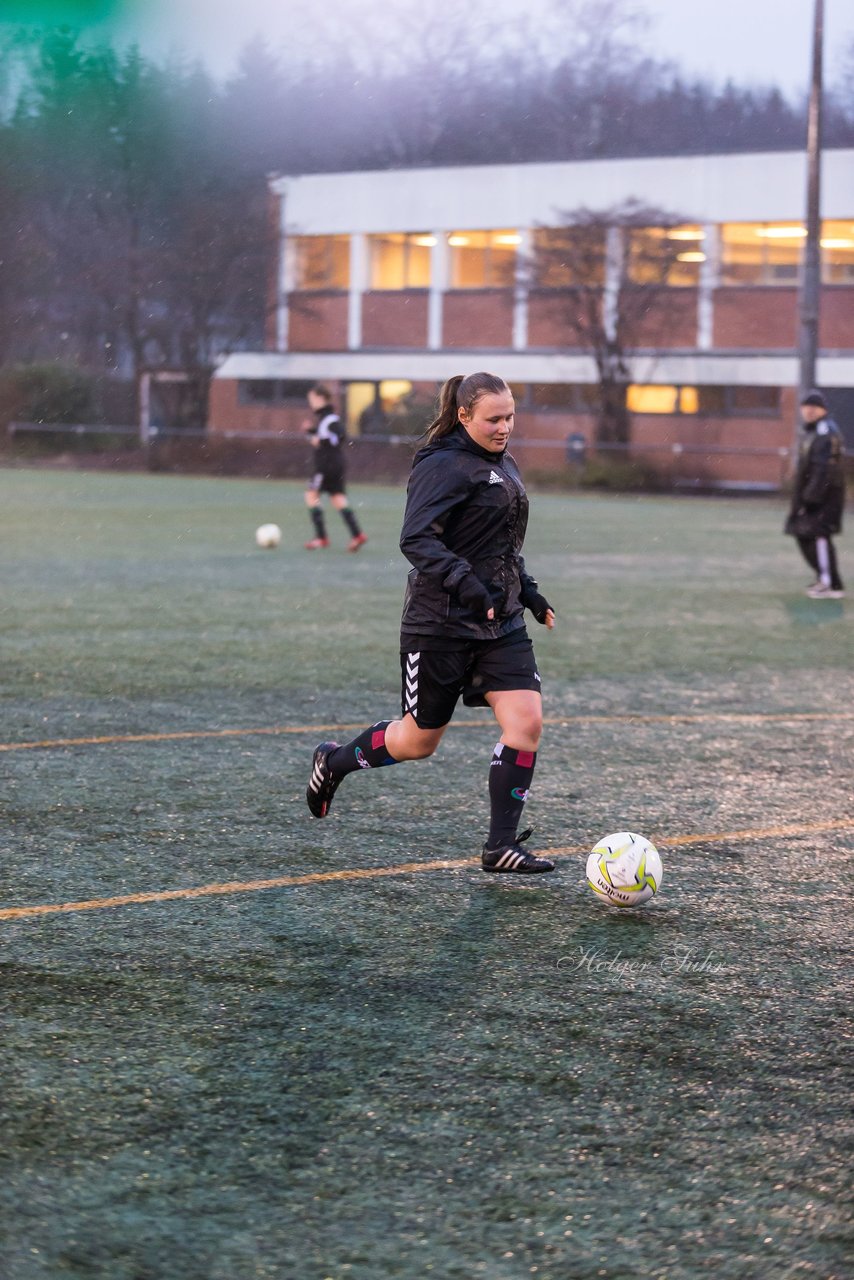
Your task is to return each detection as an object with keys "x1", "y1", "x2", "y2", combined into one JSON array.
[{"x1": 404, "y1": 652, "x2": 420, "y2": 717}]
